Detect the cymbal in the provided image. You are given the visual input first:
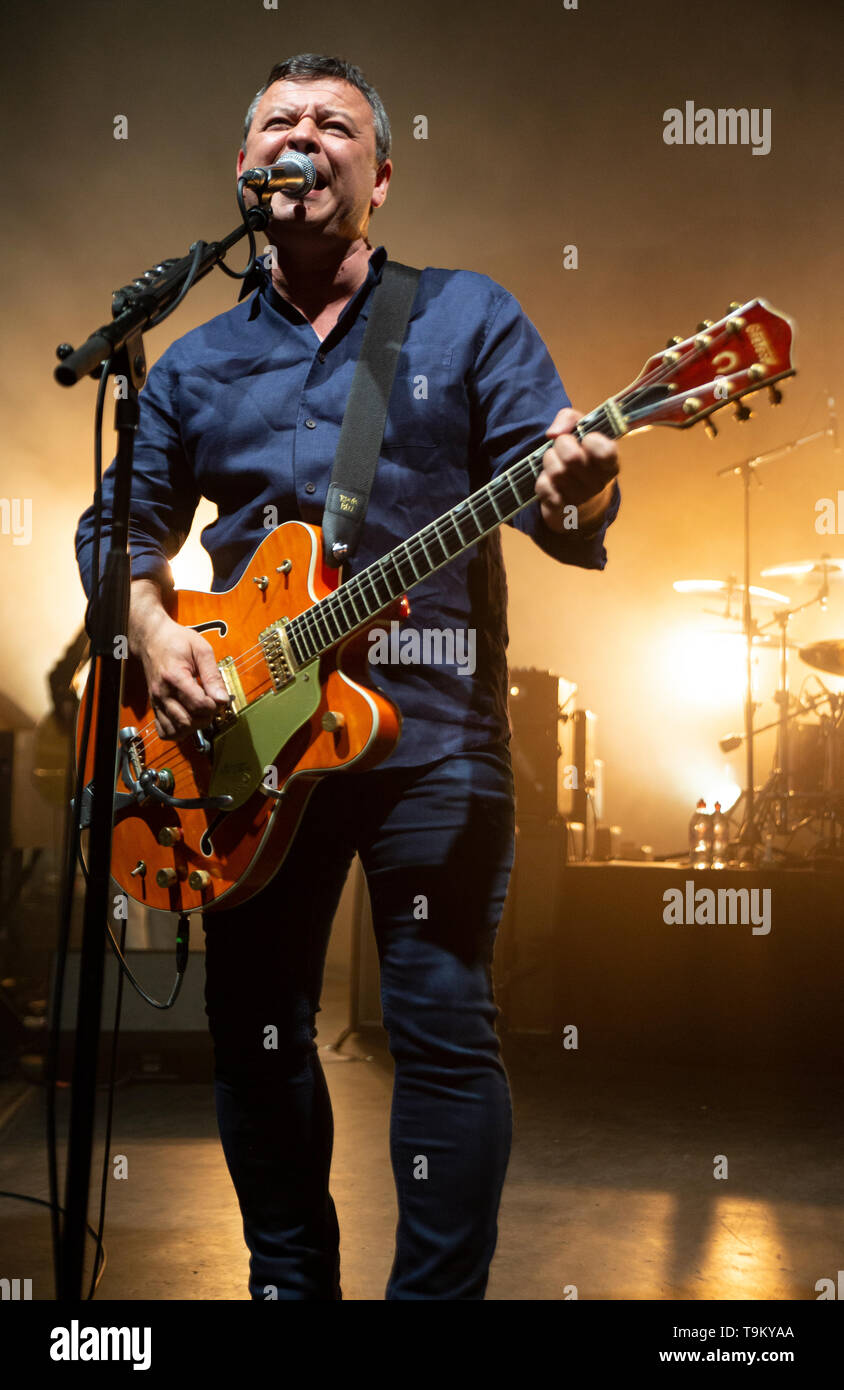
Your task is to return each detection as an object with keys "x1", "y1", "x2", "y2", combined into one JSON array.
[
  {"x1": 673, "y1": 579, "x2": 791, "y2": 605},
  {"x1": 705, "y1": 627, "x2": 799, "y2": 648},
  {"x1": 761, "y1": 557, "x2": 844, "y2": 580},
  {"x1": 798, "y1": 639, "x2": 844, "y2": 677}
]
